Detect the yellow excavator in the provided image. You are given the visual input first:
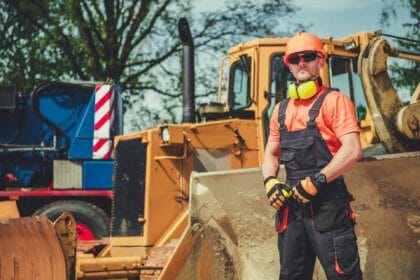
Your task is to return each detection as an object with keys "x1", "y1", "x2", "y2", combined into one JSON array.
[{"x1": 1, "y1": 18, "x2": 419, "y2": 279}]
